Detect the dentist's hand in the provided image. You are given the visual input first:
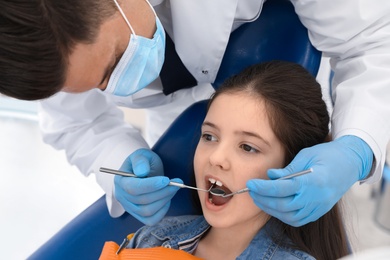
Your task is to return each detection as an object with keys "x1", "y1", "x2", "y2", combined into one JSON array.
[
  {"x1": 247, "y1": 135, "x2": 373, "y2": 227},
  {"x1": 114, "y1": 148, "x2": 182, "y2": 226}
]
